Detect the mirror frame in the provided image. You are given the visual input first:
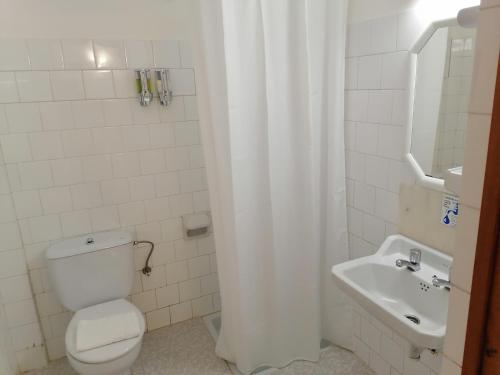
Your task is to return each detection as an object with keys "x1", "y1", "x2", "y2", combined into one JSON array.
[{"x1": 405, "y1": 17, "x2": 458, "y2": 193}]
